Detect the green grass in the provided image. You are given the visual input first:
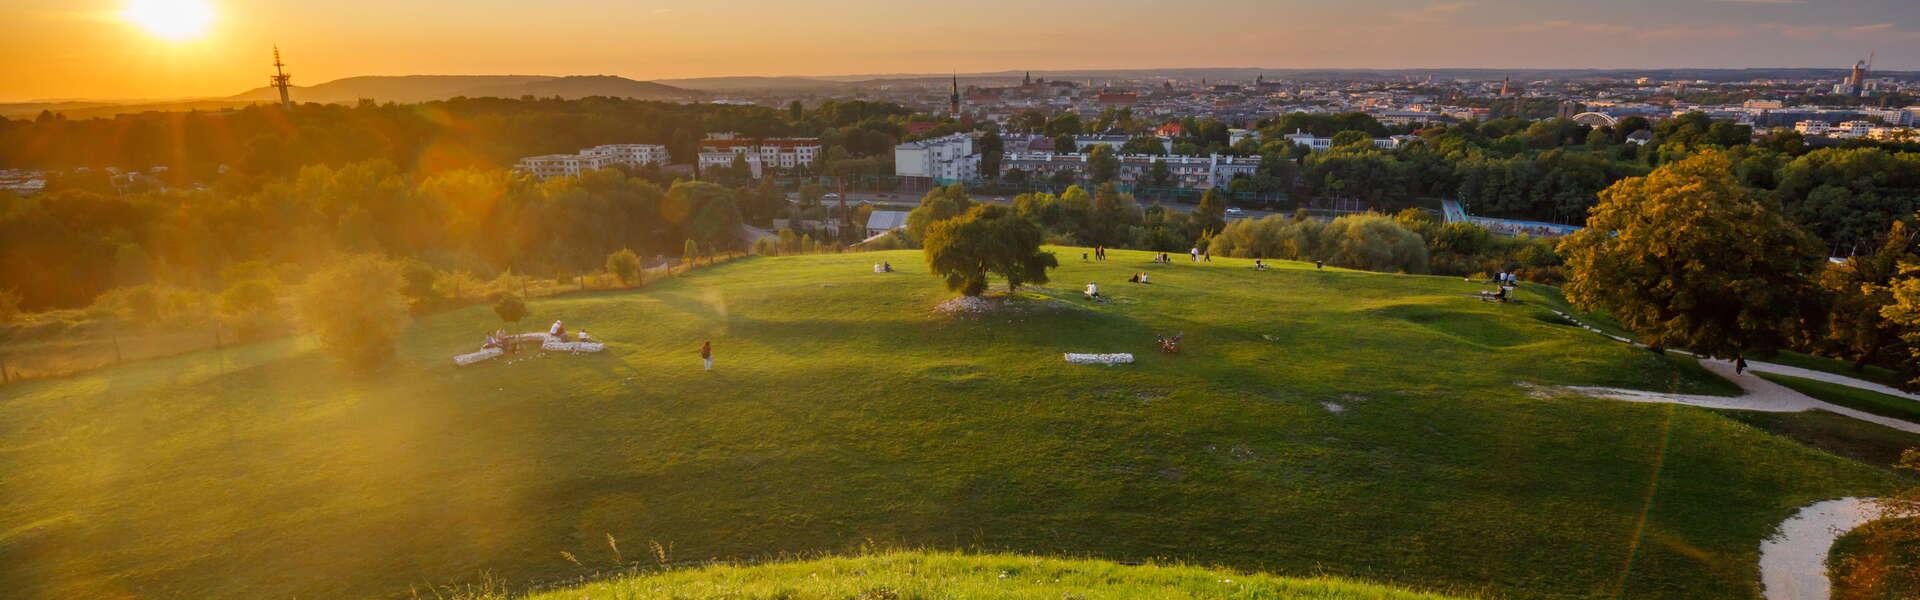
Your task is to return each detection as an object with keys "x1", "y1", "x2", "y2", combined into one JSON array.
[
  {"x1": 499, "y1": 551, "x2": 1470, "y2": 600},
  {"x1": 0, "y1": 248, "x2": 1892, "y2": 599},
  {"x1": 1758, "y1": 373, "x2": 1920, "y2": 423},
  {"x1": 1720, "y1": 411, "x2": 1920, "y2": 474}
]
